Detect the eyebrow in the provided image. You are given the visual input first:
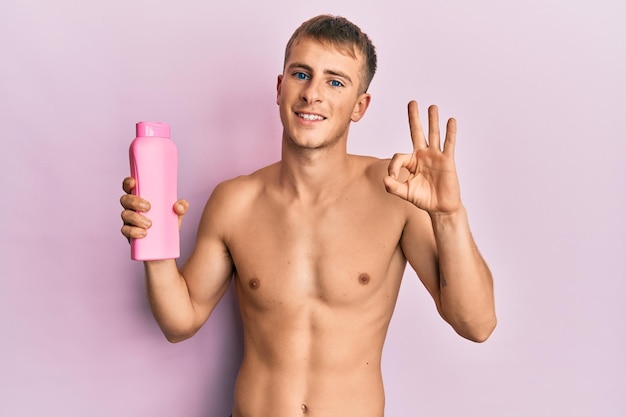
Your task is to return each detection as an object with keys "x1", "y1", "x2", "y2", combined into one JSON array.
[{"x1": 288, "y1": 62, "x2": 353, "y2": 86}]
